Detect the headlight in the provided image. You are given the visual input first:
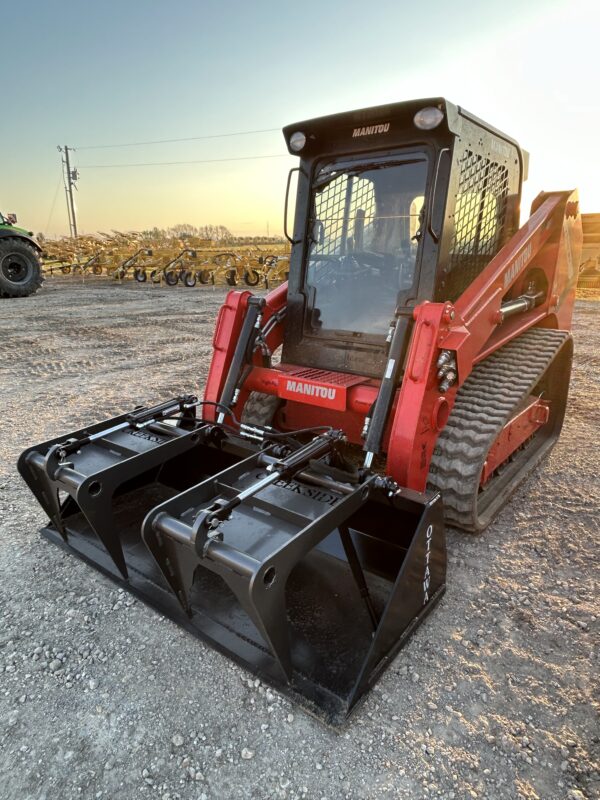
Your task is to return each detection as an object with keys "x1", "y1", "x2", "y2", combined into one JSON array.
[
  {"x1": 289, "y1": 131, "x2": 307, "y2": 152},
  {"x1": 413, "y1": 107, "x2": 444, "y2": 130}
]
